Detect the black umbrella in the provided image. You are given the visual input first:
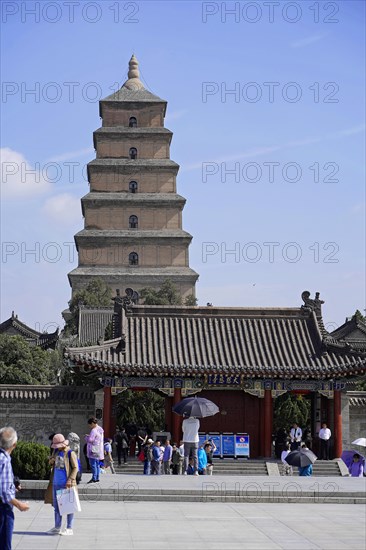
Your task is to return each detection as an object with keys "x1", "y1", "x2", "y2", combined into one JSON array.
[
  {"x1": 172, "y1": 396, "x2": 219, "y2": 418},
  {"x1": 285, "y1": 448, "x2": 317, "y2": 468}
]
